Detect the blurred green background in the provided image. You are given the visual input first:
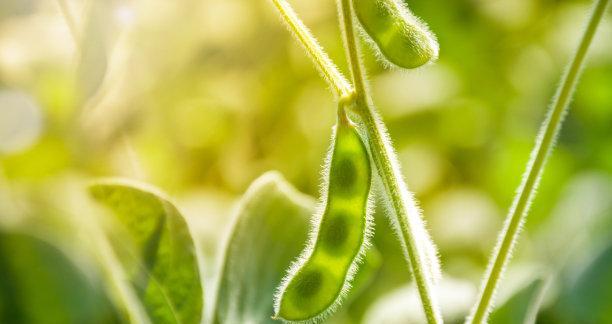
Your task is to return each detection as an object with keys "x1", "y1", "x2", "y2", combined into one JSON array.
[{"x1": 0, "y1": 0, "x2": 611, "y2": 323}]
